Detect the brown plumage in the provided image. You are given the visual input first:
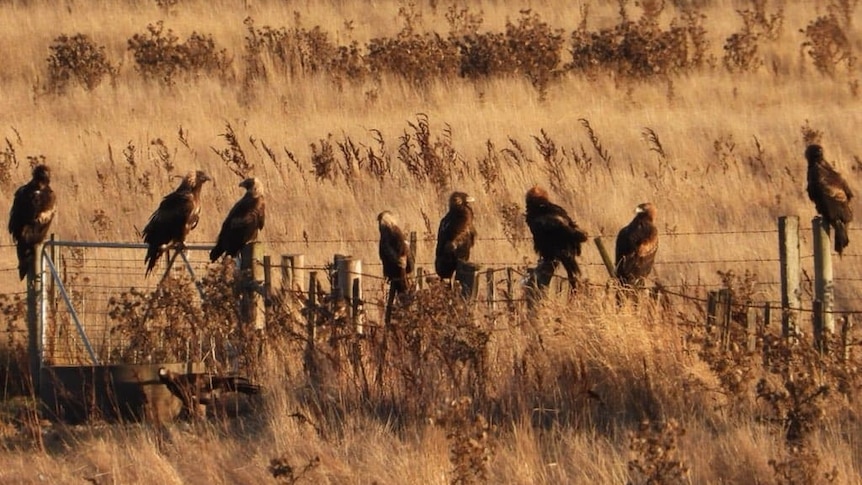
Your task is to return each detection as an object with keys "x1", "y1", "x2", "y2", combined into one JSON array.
[
  {"x1": 435, "y1": 191, "x2": 476, "y2": 280},
  {"x1": 142, "y1": 170, "x2": 211, "y2": 276},
  {"x1": 524, "y1": 185, "x2": 588, "y2": 289},
  {"x1": 158, "y1": 367, "x2": 261, "y2": 414},
  {"x1": 615, "y1": 202, "x2": 659, "y2": 287},
  {"x1": 210, "y1": 177, "x2": 266, "y2": 262},
  {"x1": 378, "y1": 211, "x2": 414, "y2": 294},
  {"x1": 806, "y1": 144, "x2": 853, "y2": 255},
  {"x1": 8, "y1": 164, "x2": 56, "y2": 280}
]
